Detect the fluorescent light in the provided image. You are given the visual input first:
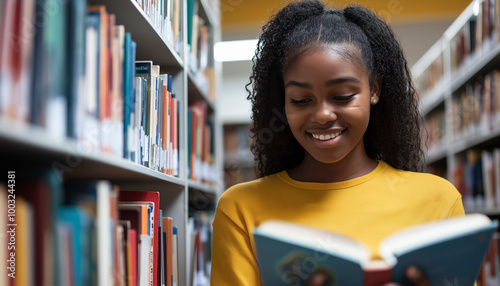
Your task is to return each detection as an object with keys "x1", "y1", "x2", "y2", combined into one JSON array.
[{"x1": 214, "y1": 39, "x2": 258, "y2": 62}]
